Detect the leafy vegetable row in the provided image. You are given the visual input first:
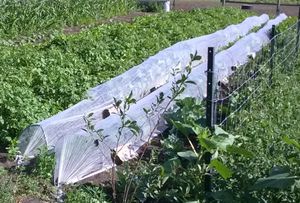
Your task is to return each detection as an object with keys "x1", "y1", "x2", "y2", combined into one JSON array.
[{"x1": 0, "y1": 0, "x2": 137, "y2": 40}]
